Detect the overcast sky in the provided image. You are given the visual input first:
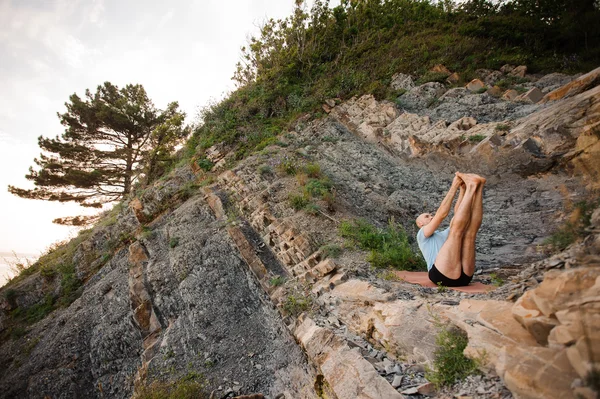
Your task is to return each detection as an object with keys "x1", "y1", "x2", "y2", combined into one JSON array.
[{"x1": 0, "y1": 0, "x2": 336, "y2": 260}]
